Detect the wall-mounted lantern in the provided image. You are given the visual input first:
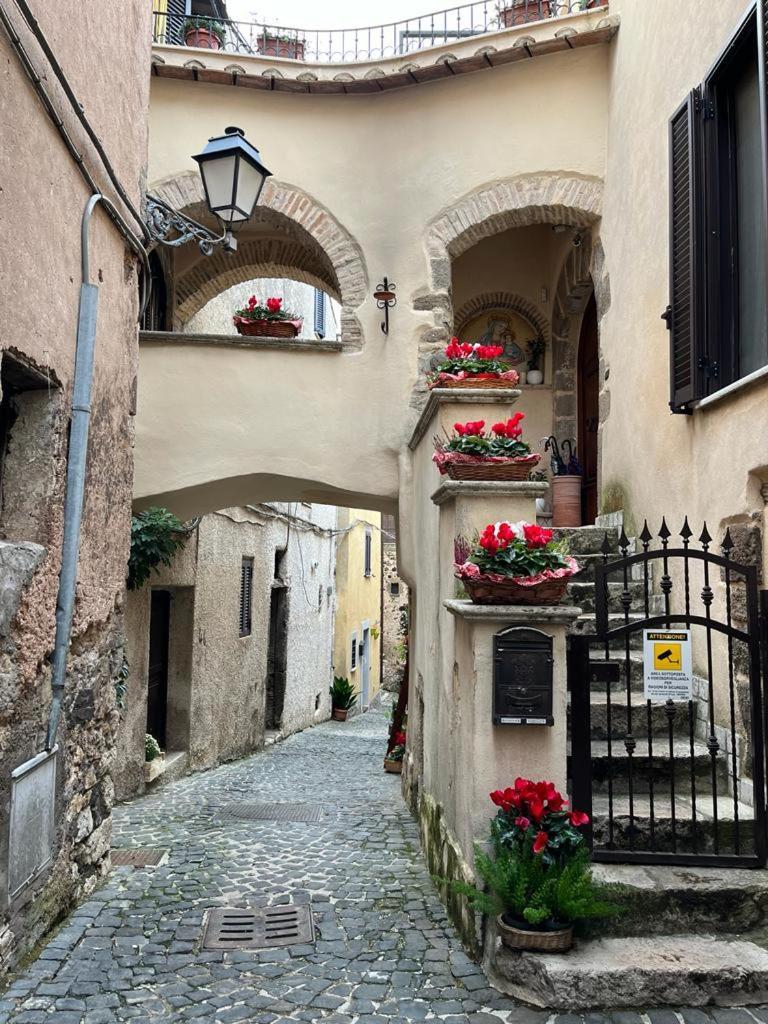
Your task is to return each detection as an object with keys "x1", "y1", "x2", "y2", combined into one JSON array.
[
  {"x1": 492, "y1": 627, "x2": 554, "y2": 726},
  {"x1": 373, "y1": 277, "x2": 397, "y2": 335},
  {"x1": 145, "y1": 126, "x2": 272, "y2": 256}
]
